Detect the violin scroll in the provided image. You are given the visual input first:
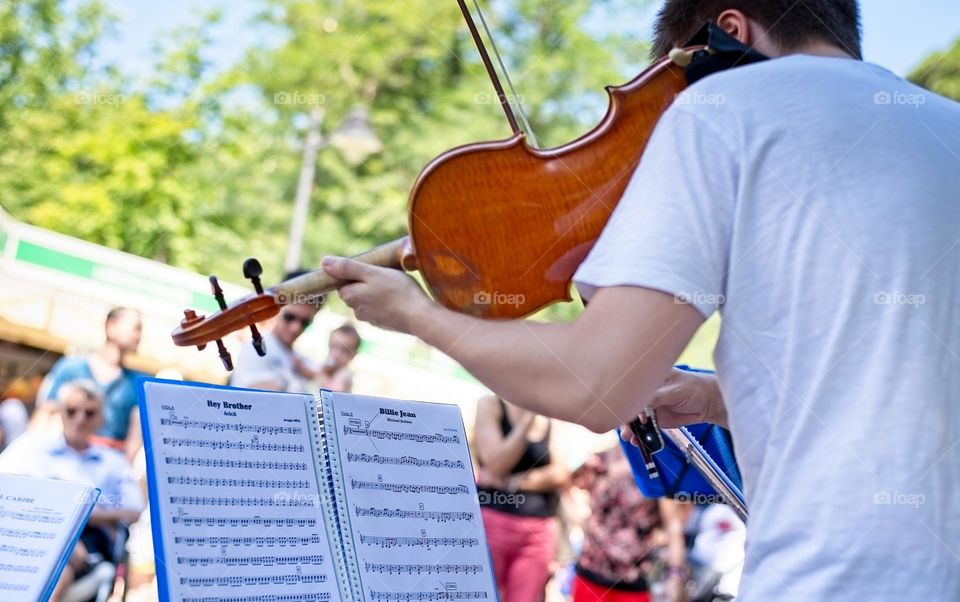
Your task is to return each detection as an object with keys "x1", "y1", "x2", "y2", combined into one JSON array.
[{"x1": 170, "y1": 238, "x2": 413, "y2": 368}]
